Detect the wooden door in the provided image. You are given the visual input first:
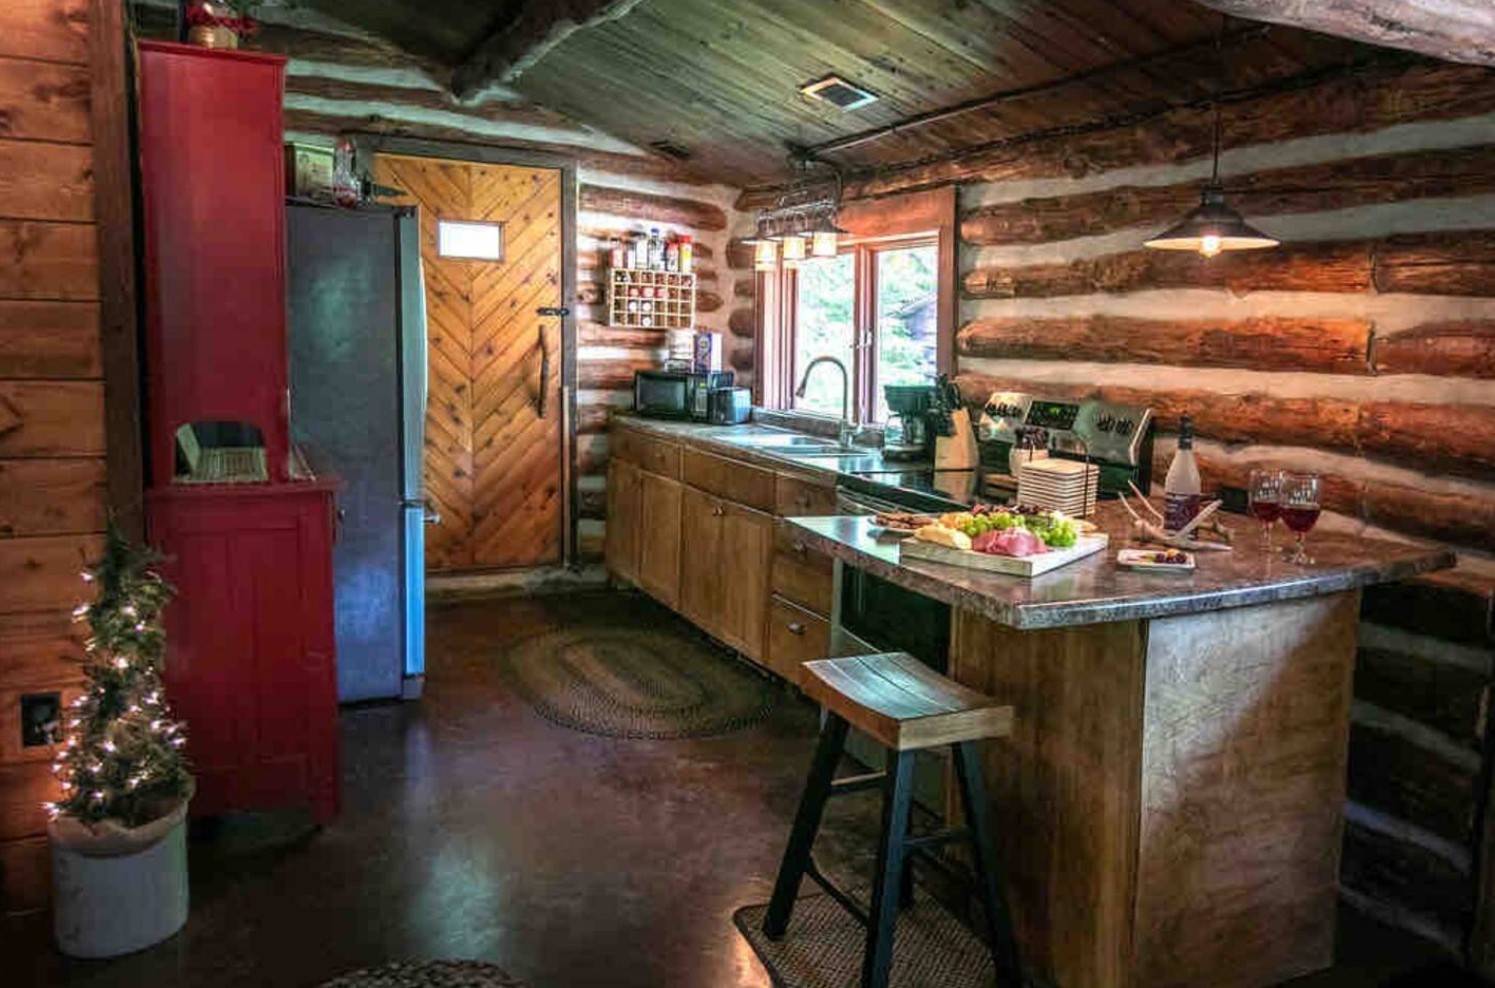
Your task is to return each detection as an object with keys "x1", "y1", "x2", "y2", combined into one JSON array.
[
  {"x1": 637, "y1": 472, "x2": 682, "y2": 608},
  {"x1": 719, "y1": 501, "x2": 772, "y2": 662},
  {"x1": 372, "y1": 154, "x2": 564, "y2": 571},
  {"x1": 679, "y1": 486, "x2": 724, "y2": 639},
  {"x1": 604, "y1": 458, "x2": 642, "y2": 583}
]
